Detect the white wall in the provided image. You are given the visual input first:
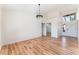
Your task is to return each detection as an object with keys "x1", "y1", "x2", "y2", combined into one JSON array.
[
  {"x1": 78, "y1": 21, "x2": 79, "y2": 39},
  {"x1": 42, "y1": 23, "x2": 47, "y2": 36},
  {"x1": 51, "y1": 18, "x2": 59, "y2": 38},
  {"x1": 0, "y1": 5, "x2": 2, "y2": 49},
  {"x1": 76, "y1": 6, "x2": 79, "y2": 39},
  {"x1": 1, "y1": 5, "x2": 42, "y2": 45}
]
